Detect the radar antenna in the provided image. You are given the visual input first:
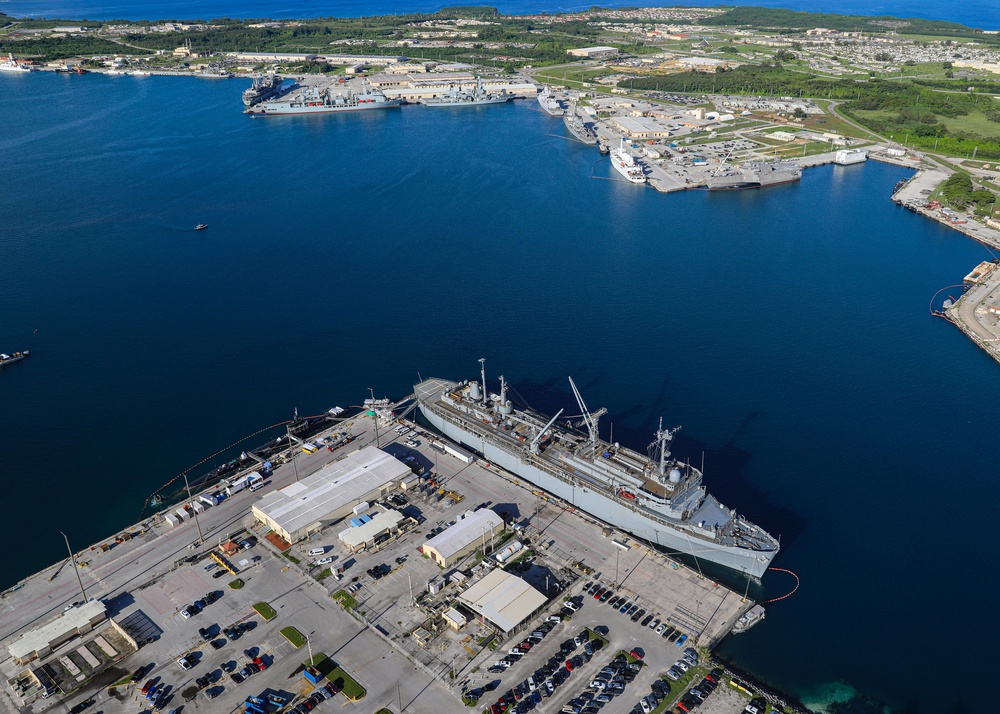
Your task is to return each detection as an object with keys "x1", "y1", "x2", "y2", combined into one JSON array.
[{"x1": 568, "y1": 377, "x2": 605, "y2": 454}]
